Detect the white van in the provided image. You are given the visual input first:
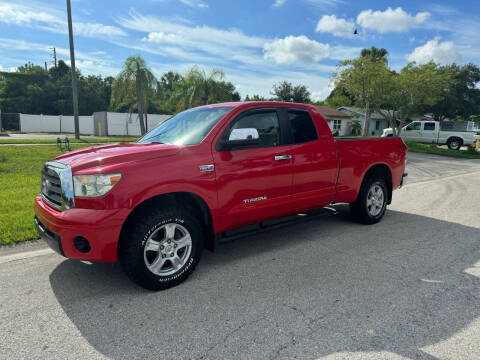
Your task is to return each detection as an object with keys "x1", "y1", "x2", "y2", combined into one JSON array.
[{"x1": 382, "y1": 121, "x2": 476, "y2": 150}]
